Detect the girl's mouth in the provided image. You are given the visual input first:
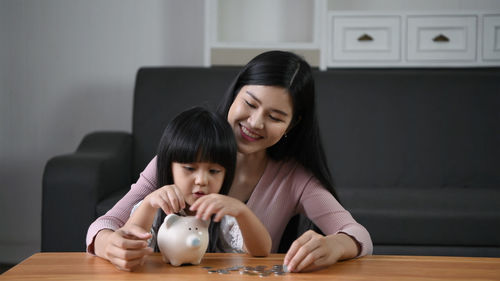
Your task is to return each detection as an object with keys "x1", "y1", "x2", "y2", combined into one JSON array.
[{"x1": 193, "y1": 192, "x2": 206, "y2": 198}]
